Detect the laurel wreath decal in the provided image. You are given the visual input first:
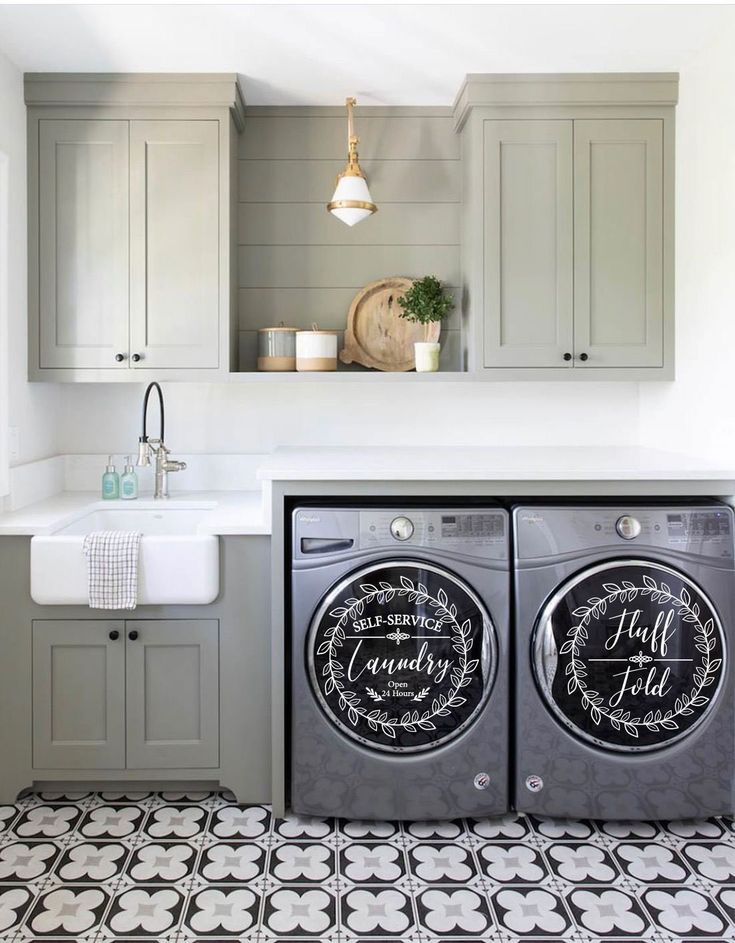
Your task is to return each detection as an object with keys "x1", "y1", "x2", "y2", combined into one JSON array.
[
  {"x1": 317, "y1": 576, "x2": 479, "y2": 740},
  {"x1": 559, "y1": 575, "x2": 722, "y2": 738}
]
